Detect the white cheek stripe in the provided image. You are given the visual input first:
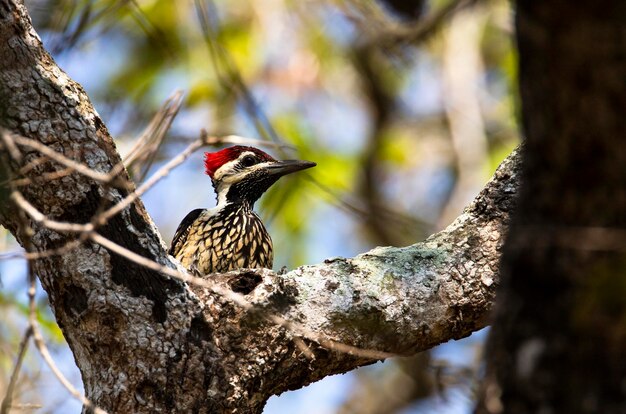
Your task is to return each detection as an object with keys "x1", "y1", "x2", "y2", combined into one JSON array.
[
  {"x1": 212, "y1": 152, "x2": 274, "y2": 206},
  {"x1": 213, "y1": 159, "x2": 240, "y2": 181}
]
